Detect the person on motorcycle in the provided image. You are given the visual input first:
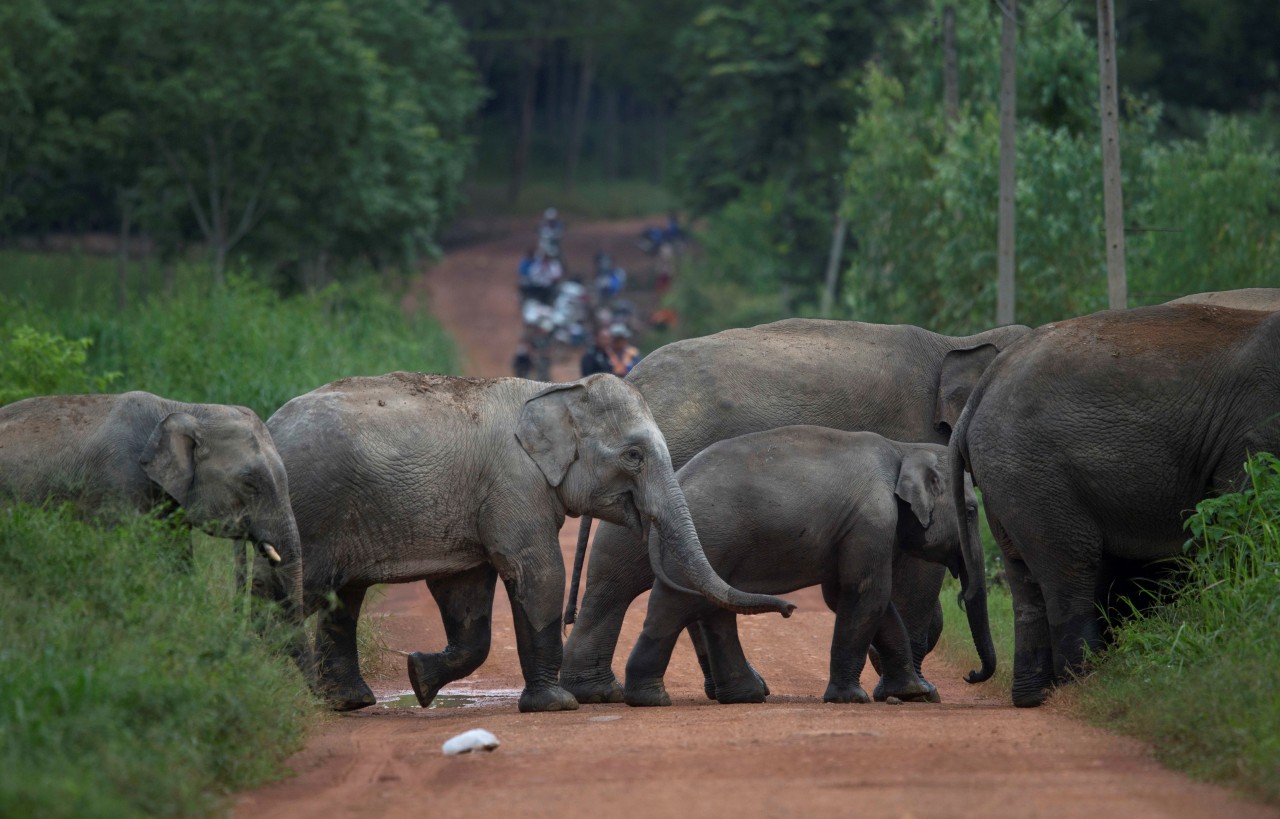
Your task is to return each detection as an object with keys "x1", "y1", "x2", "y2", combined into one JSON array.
[{"x1": 538, "y1": 207, "x2": 564, "y2": 259}]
